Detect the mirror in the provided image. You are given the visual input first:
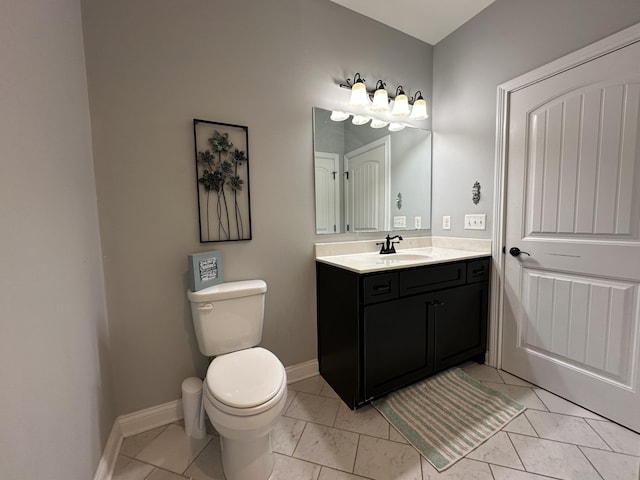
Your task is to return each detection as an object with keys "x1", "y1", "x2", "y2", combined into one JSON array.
[{"x1": 313, "y1": 107, "x2": 431, "y2": 234}]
